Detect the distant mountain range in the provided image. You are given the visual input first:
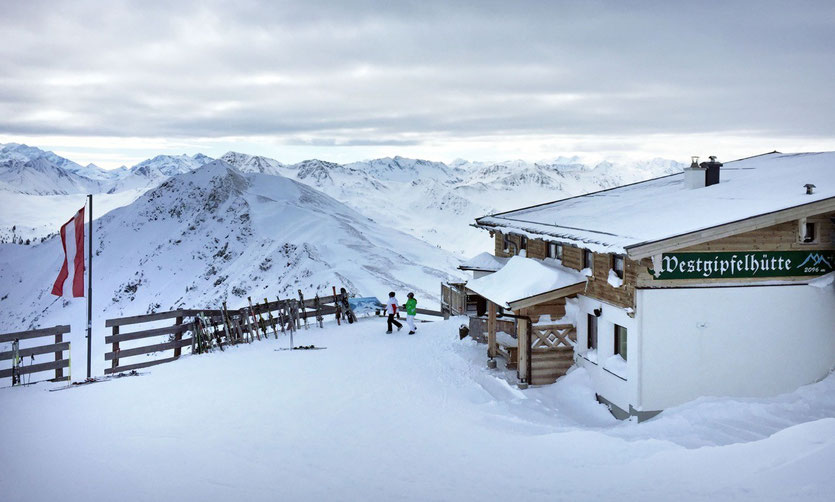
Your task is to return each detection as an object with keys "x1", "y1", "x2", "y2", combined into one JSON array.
[
  {"x1": 0, "y1": 160, "x2": 461, "y2": 346},
  {"x1": 0, "y1": 142, "x2": 684, "y2": 254}
]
